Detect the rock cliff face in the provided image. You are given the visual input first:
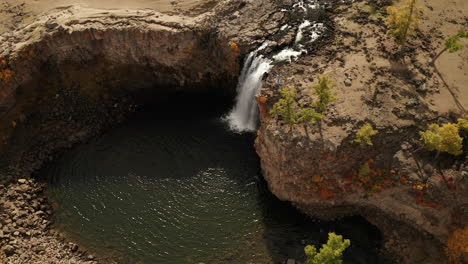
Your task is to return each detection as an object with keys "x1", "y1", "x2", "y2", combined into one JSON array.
[
  {"x1": 0, "y1": 0, "x2": 293, "y2": 175},
  {"x1": 0, "y1": 0, "x2": 301, "y2": 174},
  {"x1": 0, "y1": 1, "x2": 289, "y2": 262},
  {"x1": 255, "y1": 1, "x2": 467, "y2": 263},
  {"x1": 0, "y1": 7, "x2": 240, "y2": 168}
]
